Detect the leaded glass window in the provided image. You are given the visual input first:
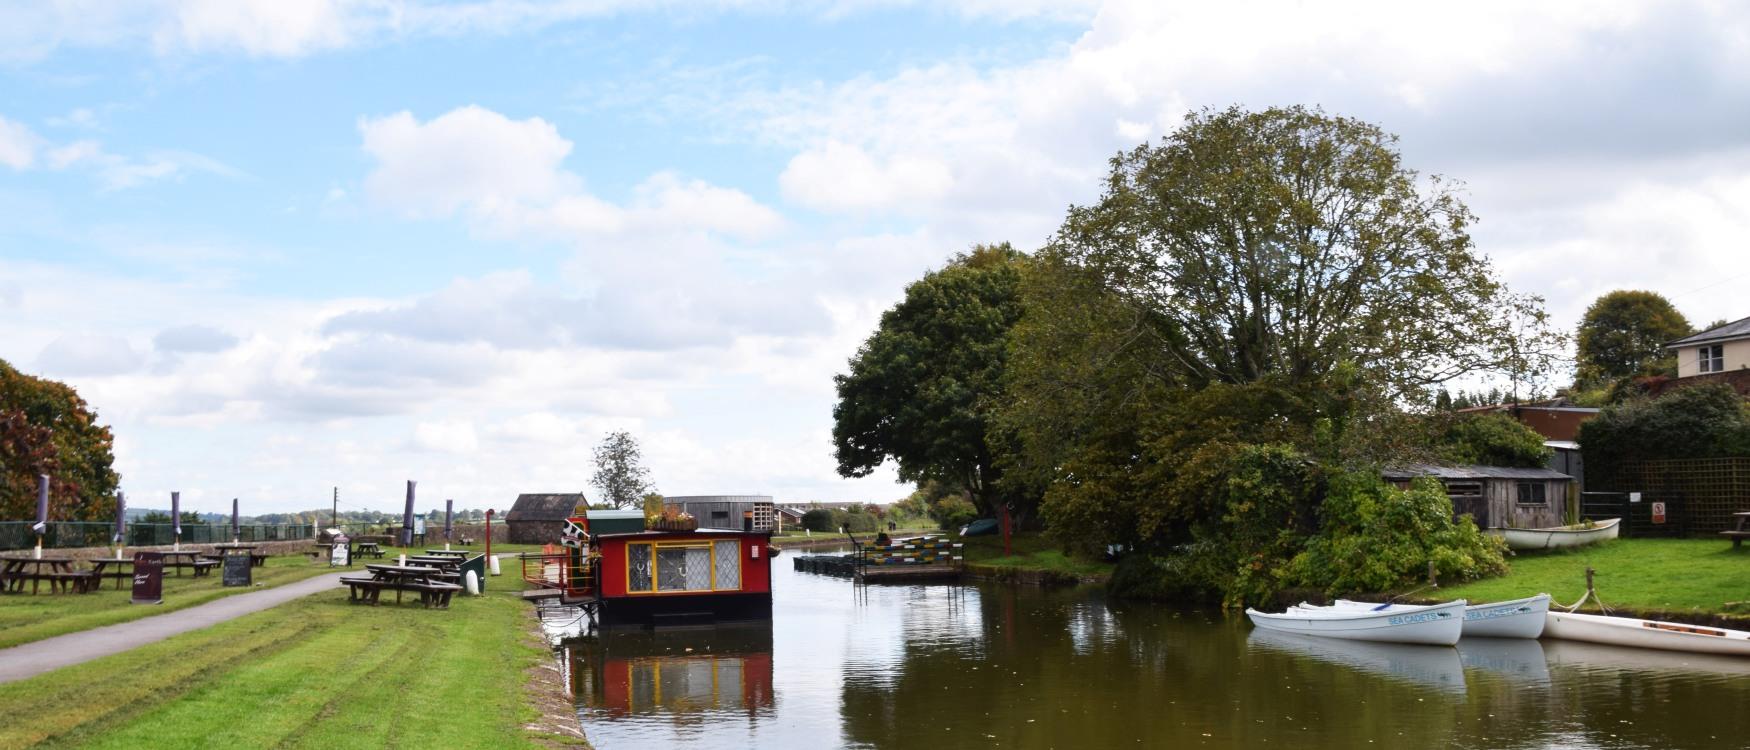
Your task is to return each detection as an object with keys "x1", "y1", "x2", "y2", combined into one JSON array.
[
  {"x1": 713, "y1": 540, "x2": 740, "y2": 590},
  {"x1": 627, "y1": 543, "x2": 653, "y2": 592}
]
